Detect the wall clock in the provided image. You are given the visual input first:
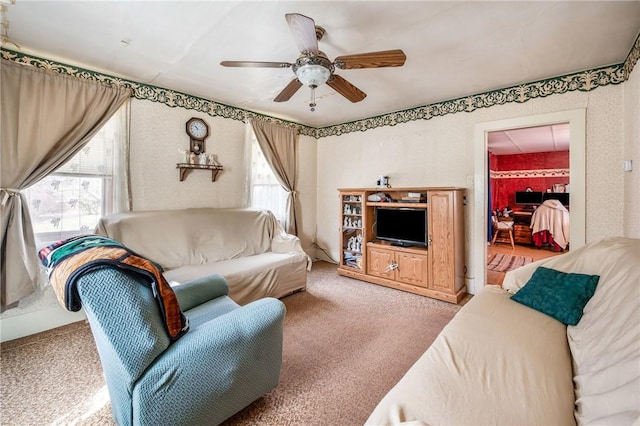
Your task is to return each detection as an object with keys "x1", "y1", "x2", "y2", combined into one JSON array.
[{"x1": 186, "y1": 117, "x2": 209, "y2": 155}]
